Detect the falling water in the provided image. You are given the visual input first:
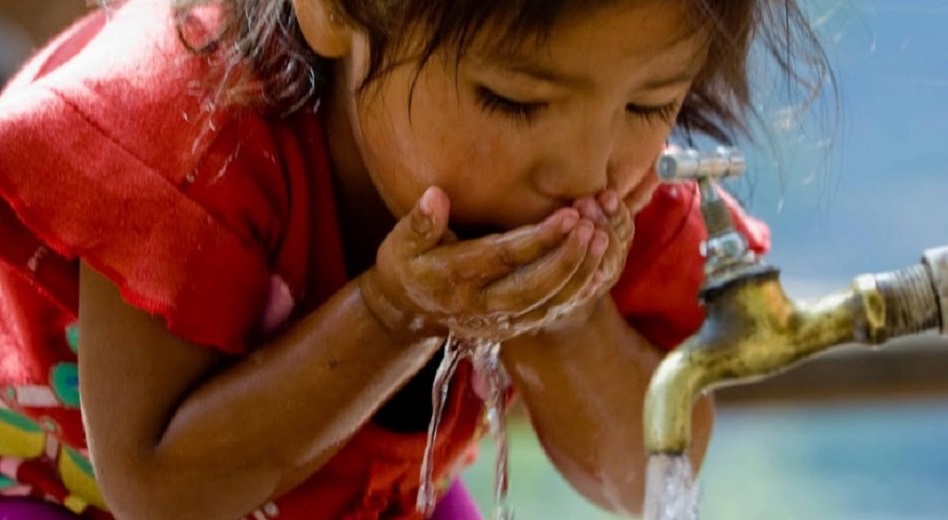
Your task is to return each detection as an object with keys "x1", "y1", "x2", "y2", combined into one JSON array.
[
  {"x1": 469, "y1": 339, "x2": 514, "y2": 520},
  {"x1": 417, "y1": 335, "x2": 513, "y2": 519},
  {"x1": 643, "y1": 454, "x2": 700, "y2": 520},
  {"x1": 417, "y1": 333, "x2": 464, "y2": 517}
]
